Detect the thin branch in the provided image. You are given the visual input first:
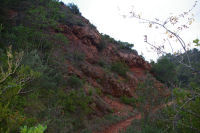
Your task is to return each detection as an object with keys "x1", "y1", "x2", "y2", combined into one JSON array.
[
  {"x1": 174, "y1": 94, "x2": 200, "y2": 119},
  {"x1": 19, "y1": 89, "x2": 34, "y2": 94},
  {"x1": 129, "y1": 1, "x2": 200, "y2": 70}
]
